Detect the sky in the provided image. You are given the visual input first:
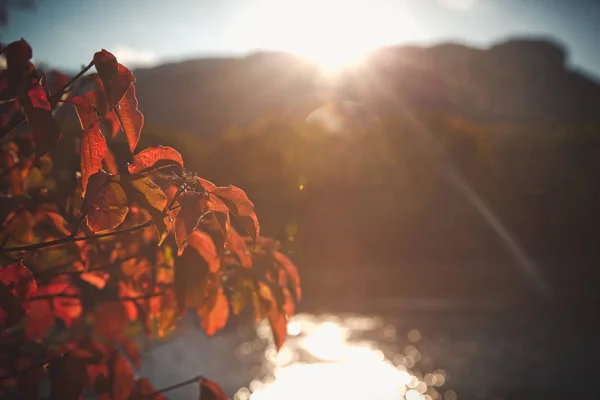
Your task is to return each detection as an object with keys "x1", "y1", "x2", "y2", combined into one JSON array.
[{"x1": 1, "y1": 0, "x2": 599, "y2": 80}]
